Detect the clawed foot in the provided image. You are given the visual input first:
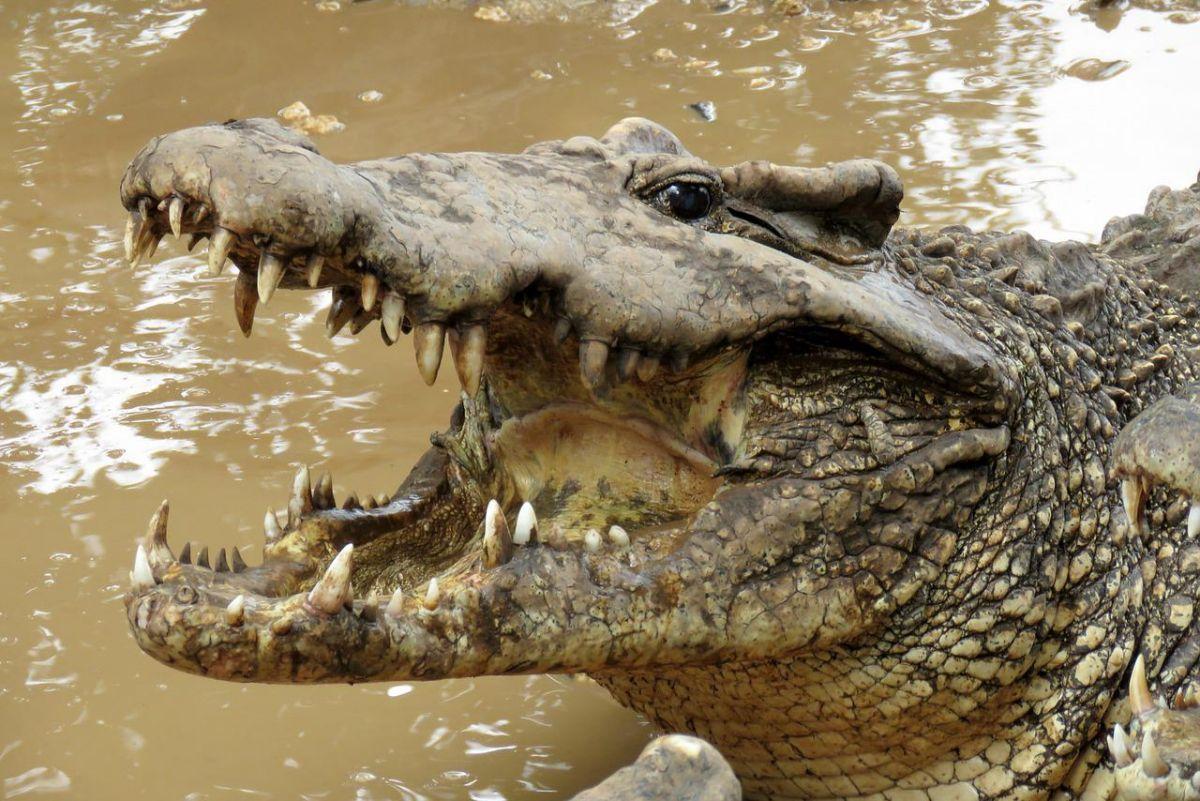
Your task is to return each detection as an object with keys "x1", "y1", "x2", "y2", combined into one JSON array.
[{"x1": 1109, "y1": 655, "x2": 1200, "y2": 800}]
